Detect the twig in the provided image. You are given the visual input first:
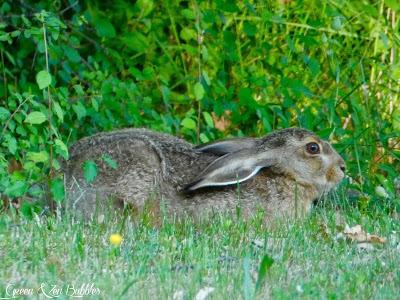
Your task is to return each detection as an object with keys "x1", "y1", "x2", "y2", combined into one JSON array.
[
  {"x1": 165, "y1": 2, "x2": 188, "y2": 77},
  {"x1": 59, "y1": 1, "x2": 79, "y2": 15},
  {"x1": 30, "y1": 49, "x2": 37, "y2": 70},
  {"x1": 0, "y1": 50, "x2": 6, "y2": 99},
  {"x1": 1, "y1": 95, "x2": 33, "y2": 140}
]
